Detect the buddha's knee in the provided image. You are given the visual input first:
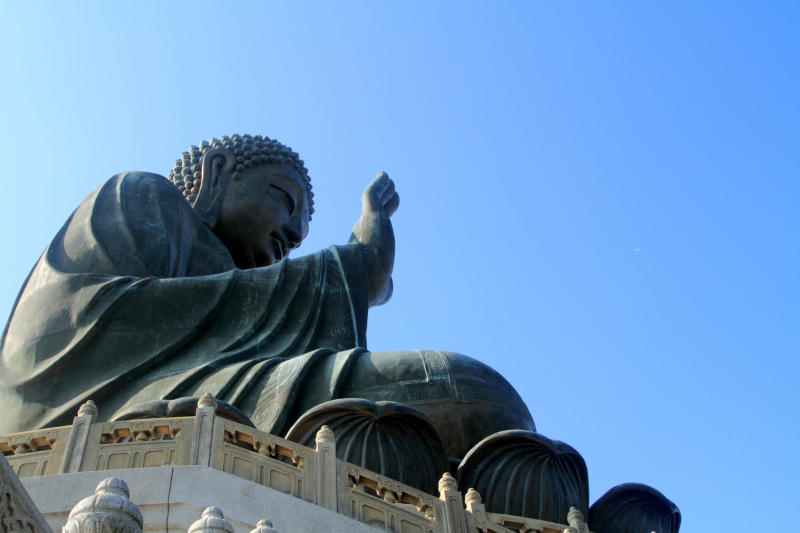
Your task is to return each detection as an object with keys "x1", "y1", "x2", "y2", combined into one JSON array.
[{"x1": 340, "y1": 349, "x2": 536, "y2": 459}]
